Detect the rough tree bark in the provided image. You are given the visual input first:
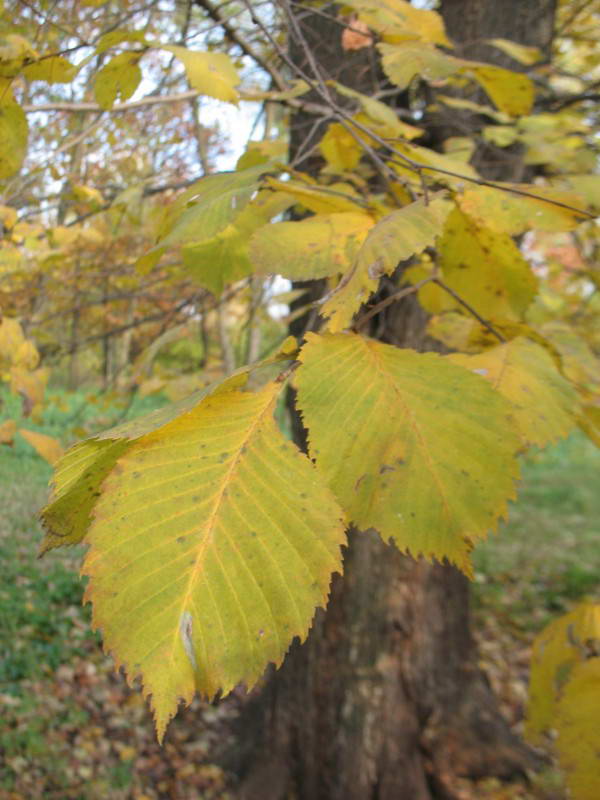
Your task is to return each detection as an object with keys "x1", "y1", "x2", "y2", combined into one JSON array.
[{"x1": 230, "y1": 2, "x2": 556, "y2": 798}]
